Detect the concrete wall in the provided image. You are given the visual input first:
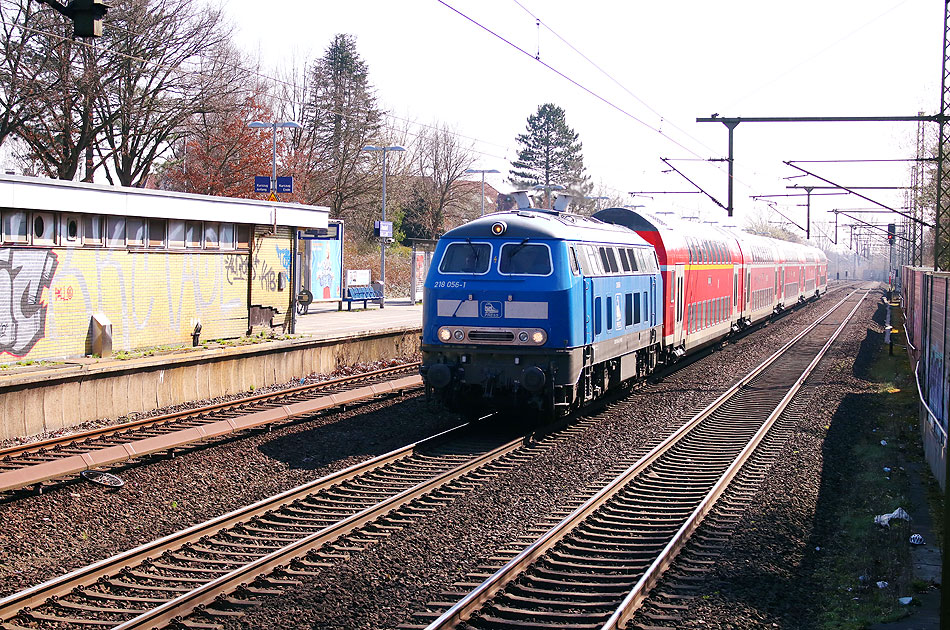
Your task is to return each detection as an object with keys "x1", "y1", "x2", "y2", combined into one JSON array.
[{"x1": 0, "y1": 329, "x2": 420, "y2": 441}]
